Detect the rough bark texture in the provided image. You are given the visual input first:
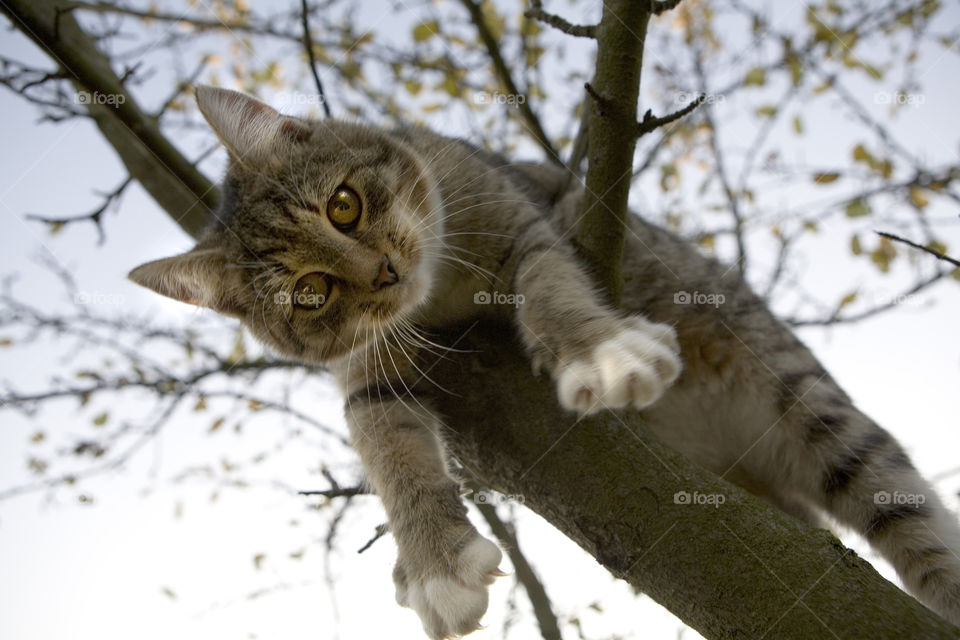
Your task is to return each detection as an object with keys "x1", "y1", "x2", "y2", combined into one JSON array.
[
  {"x1": 6, "y1": 1, "x2": 960, "y2": 638},
  {"x1": 2, "y1": 0, "x2": 217, "y2": 238}
]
